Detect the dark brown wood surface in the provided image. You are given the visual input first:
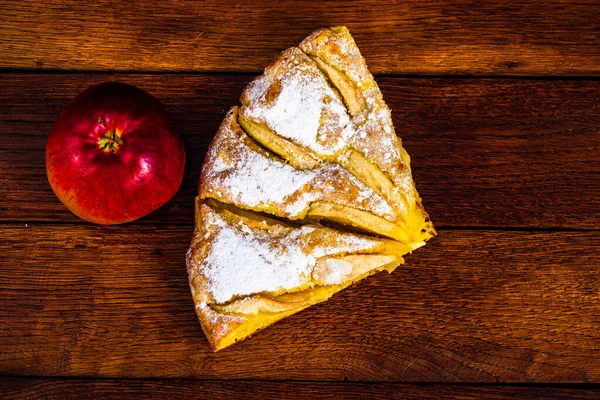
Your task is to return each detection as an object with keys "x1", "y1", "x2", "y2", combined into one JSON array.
[
  {"x1": 1, "y1": 0, "x2": 600, "y2": 75},
  {"x1": 2, "y1": 0, "x2": 599, "y2": 397},
  {"x1": 1, "y1": 225, "x2": 599, "y2": 381},
  {"x1": 2, "y1": 74, "x2": 599, "y2": 228},
  {"x1": 3, "y1": 378, "x2": 600, "y2": 400}
]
